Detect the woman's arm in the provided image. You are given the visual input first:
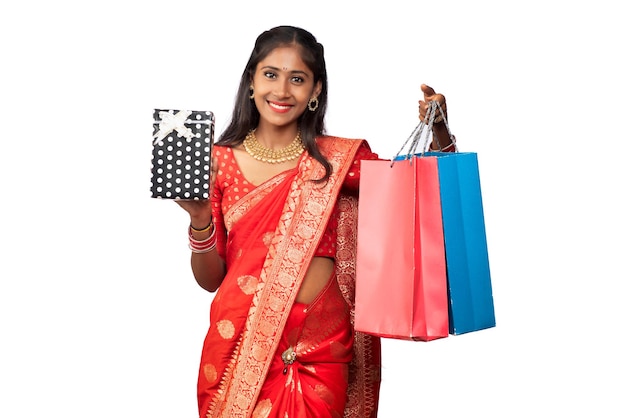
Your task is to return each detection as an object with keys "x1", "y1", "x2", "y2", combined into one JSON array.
[
  {"x1": 190, "y1": 246, "x2": 226, "y2": 292},
  {"x1": 176, "y1": 156, "x2": 227, "y2": 292},
  {"x1": 430, "y1": 123, "x2": 456, "y2": 152},
  {"x1": 175, "y1": 202, "x2": 227, "y2": 292},
  {"x1": 418, "y1": 84, "x2": 457, "y2": 152}
]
